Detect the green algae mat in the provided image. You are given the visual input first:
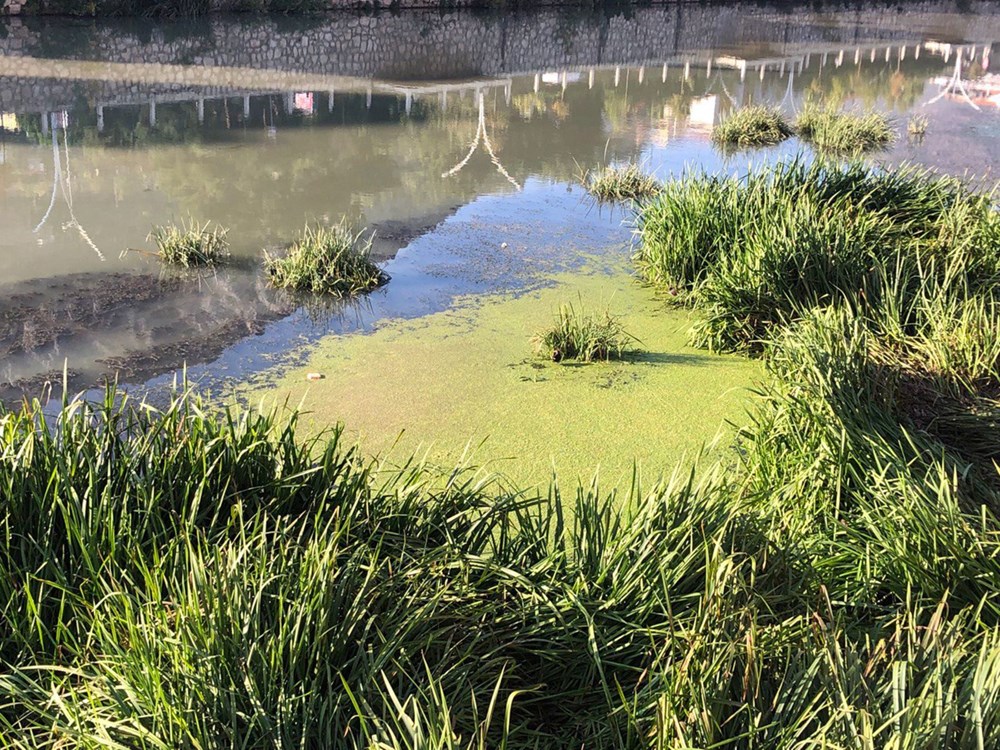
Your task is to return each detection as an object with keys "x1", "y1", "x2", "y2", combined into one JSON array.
[{"x1": 254, "y1": 270, "x2": 760, "y2": 493}]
